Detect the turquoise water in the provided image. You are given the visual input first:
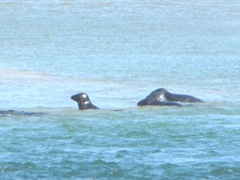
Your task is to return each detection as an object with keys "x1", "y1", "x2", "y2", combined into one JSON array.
[{"x1": 1, "y1": 1, "x2": 240, "y2": 179}]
